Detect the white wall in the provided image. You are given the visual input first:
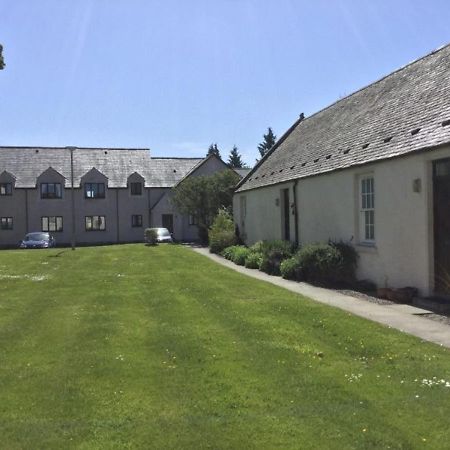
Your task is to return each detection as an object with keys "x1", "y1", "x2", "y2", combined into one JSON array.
[{"x1": 234, "y1": 145, "x2": 450, "y2": 296}]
